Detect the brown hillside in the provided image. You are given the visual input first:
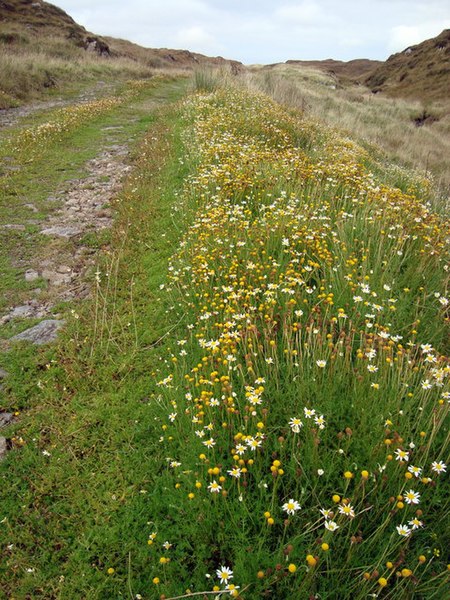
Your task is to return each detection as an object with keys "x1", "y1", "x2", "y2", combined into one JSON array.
[
  {"x1": 0, "y1": 0, "x2": 76, "y2": 27},
  {"x1": 365, "y1": 29, "x2": 450, "y2": 103},
  {"x1": 0, "y1": 0, "x2": 110, "y2": 54}
]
